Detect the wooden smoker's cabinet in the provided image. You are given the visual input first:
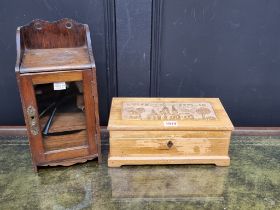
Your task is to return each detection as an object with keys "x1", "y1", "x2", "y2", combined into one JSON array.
[
  {"x1": 108, "y1": 98, "x2": 234, "y2": 167},
  {"x1": 15, "y1": 19, "x2": 101, "y2": 171}
]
